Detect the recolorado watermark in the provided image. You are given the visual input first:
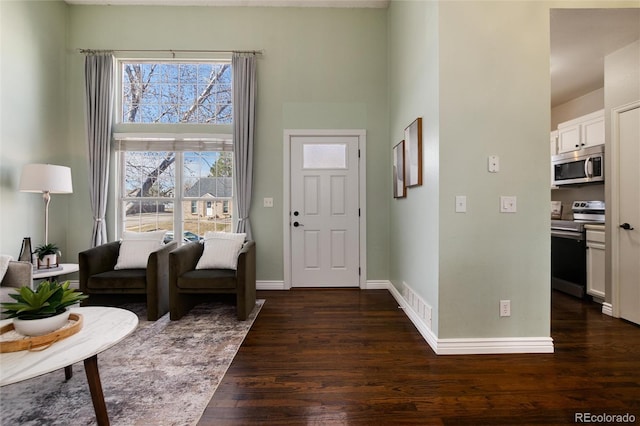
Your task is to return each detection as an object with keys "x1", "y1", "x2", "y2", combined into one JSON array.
[{"x1": 575, "y1": 412, "x2": 636, "y2": 423}]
